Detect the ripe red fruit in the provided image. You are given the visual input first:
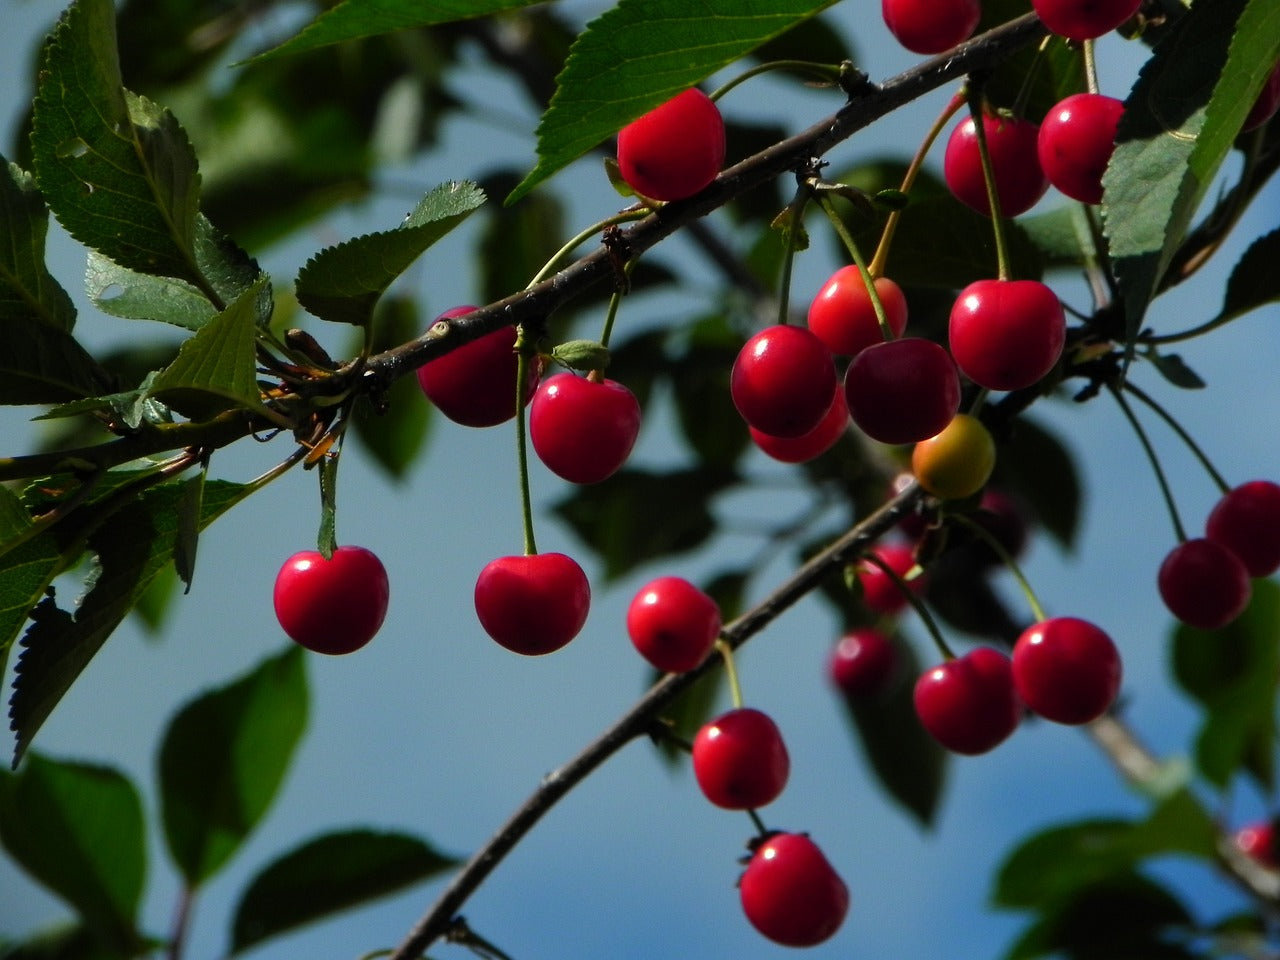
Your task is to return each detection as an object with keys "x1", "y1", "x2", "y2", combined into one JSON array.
[
  {"x1": 844, "y1": 337, "x2": 961, "y2": 445},
  {"x1": 273, "y1": 546, "x2": 390, "y2": 655},
  {"x1": 1235, "y1": 821, "x2": 1278, "y2": 868},
  {"x1": 739, "y1": 833, "x2": 849, "y2": 947},
  {"x1": 882, "y1": 0, "x2": 981, "y2": 54},
  {"x1": 616, "y1": 88, "x2": 725, "y2": 202},
  {"x1": 1206, "y1": 480, "x2": 1280, "y2": 577},
  {"x1": 949, "y1": 279, "x2": 1065, "y2": 391},
  {"x1": 1157, "y1": 538, "x2": 1251, "y2": 631},
  {"x1": 913, "y1": 647, "x2": 1021, "y2": 755},
  {"x1": 828, "y1": 628, "x2": 897, "y2": 698},
  {"x1": 528, "y1": 372, "x2": 641, "y2": 484},
  {"x1": 1031, "y1": 0, "x2": 1141, "y2": 41},
  {"x1": 856, "y1": 542, "x2": 922, "y2": 616},
  {"x1": 944, "y1": 113, "x2": 1048, "y2": 218},
  {"x1": 416, "y1": 307, "x2": 538, "y2": 428},
  {"x1": 626, "y1": 575, "x2": 721, "y2": 673},
  {"x1": 473, "y1": 553, "x2": 590, "y2": 656},
  {"x1": 692, "y1": 707, "x2": 790, "y2": 809},
  {"x1": 1012, "y1": 617, "x2": 1122, "y2": 724},
  {"x1": 807, "y1": 267, "x2": 909, "y2": 358},
  {"x1": 731, "y1": 324, "x2": 837, "y2": 438},
  {"x1": 750, "y1": 386, "x2": 849, "y2": 464},
  {"x1": 1243, "y1": 63, "x2": 1280, "y2": 132},
  {"x1": 1037, "y1": 93, "x2": 1125, "y2": 204}
]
